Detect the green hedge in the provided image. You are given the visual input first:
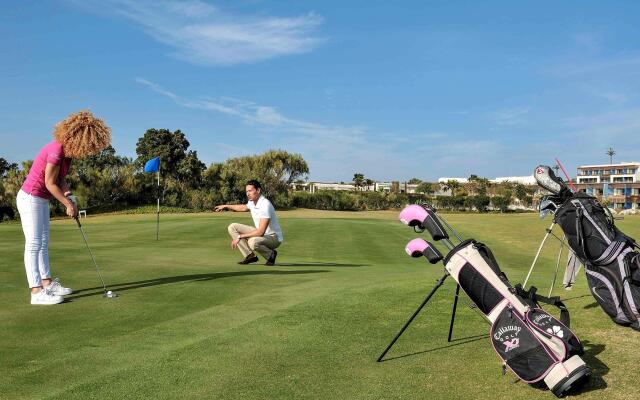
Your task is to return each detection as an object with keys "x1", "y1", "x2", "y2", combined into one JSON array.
[{"x1": 290, "y1": 191, "x2": 426, "y2": 211}]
